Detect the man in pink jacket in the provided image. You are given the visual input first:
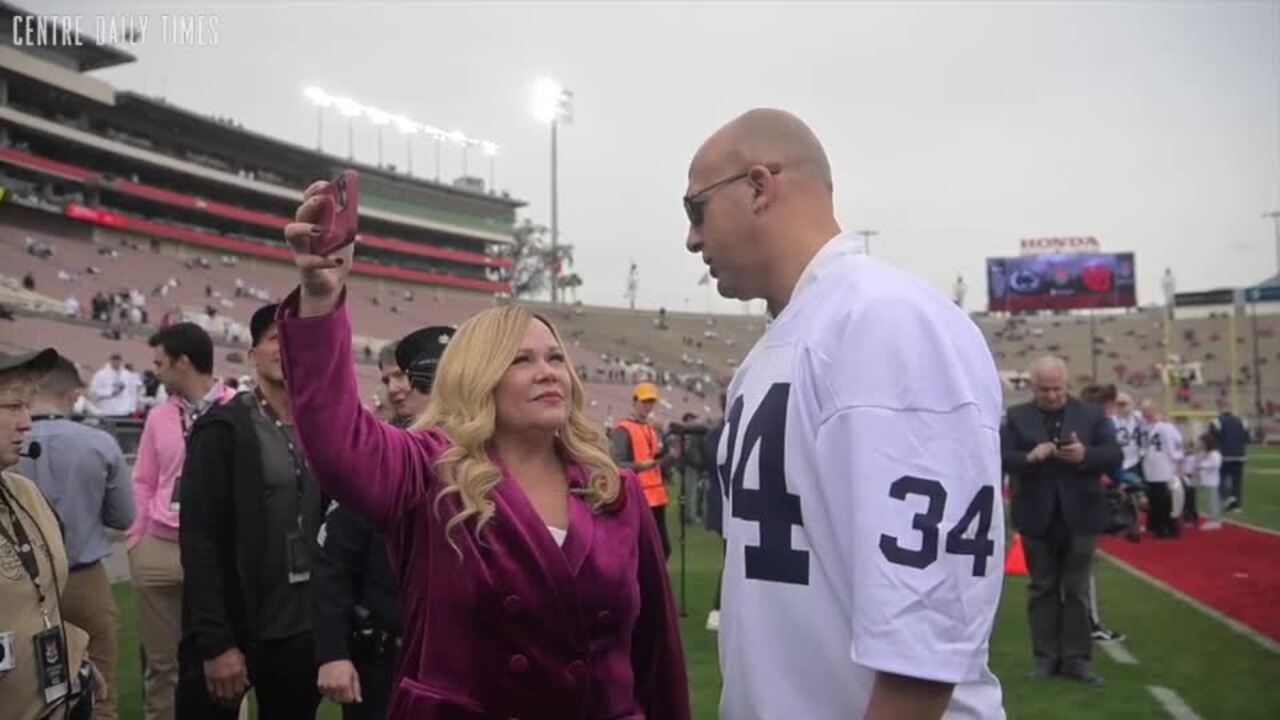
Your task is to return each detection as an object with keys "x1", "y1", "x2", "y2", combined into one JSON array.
[{"x1": 129, "y1": 323, "x2": 236, "y2": 720}]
